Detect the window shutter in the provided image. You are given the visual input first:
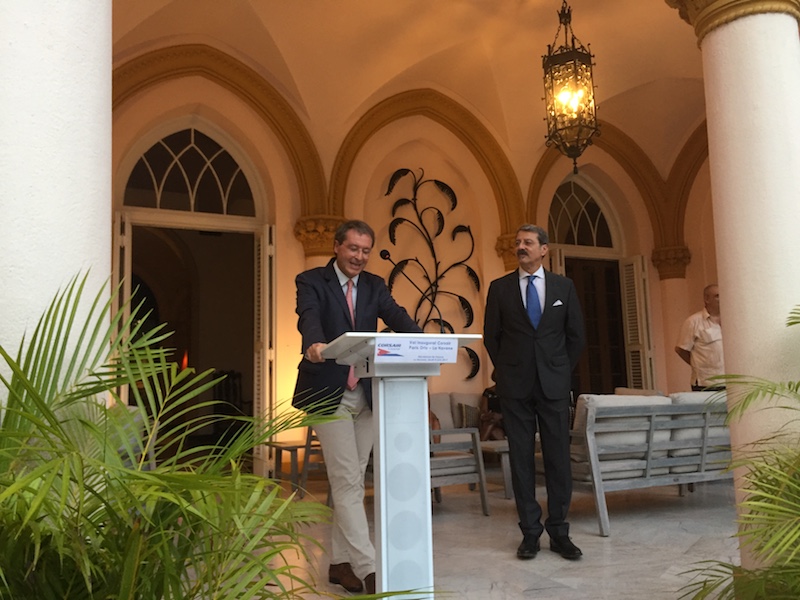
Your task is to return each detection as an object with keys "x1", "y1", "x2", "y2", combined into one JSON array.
[
  {"x1": 112, "y1": 212, "x2": 132, "y2": 405},
  {"x1": 619, "y1": 256, "x2": 655, "y2": 389},
  {"x1": 252, "y1": 224, "x2": 275, "y2": 475}
]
